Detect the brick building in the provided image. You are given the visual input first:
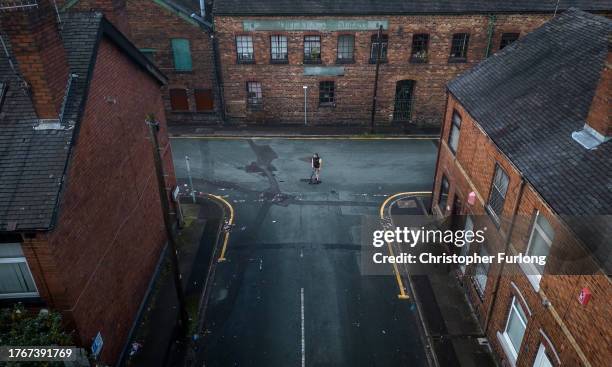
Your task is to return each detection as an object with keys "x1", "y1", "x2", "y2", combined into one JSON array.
[
  {"x1": 65, "y1": 0, "x2": 223, "y2": 126},
  {"x1": 213, "y1": 0, "x2": 611, "y2": 128},
  {"x1": 0, "y1": 2, "x2": 175, "y2": 364},
  {"x1": 432, "y1": 9, "x2": 611, "y2": 367}
]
